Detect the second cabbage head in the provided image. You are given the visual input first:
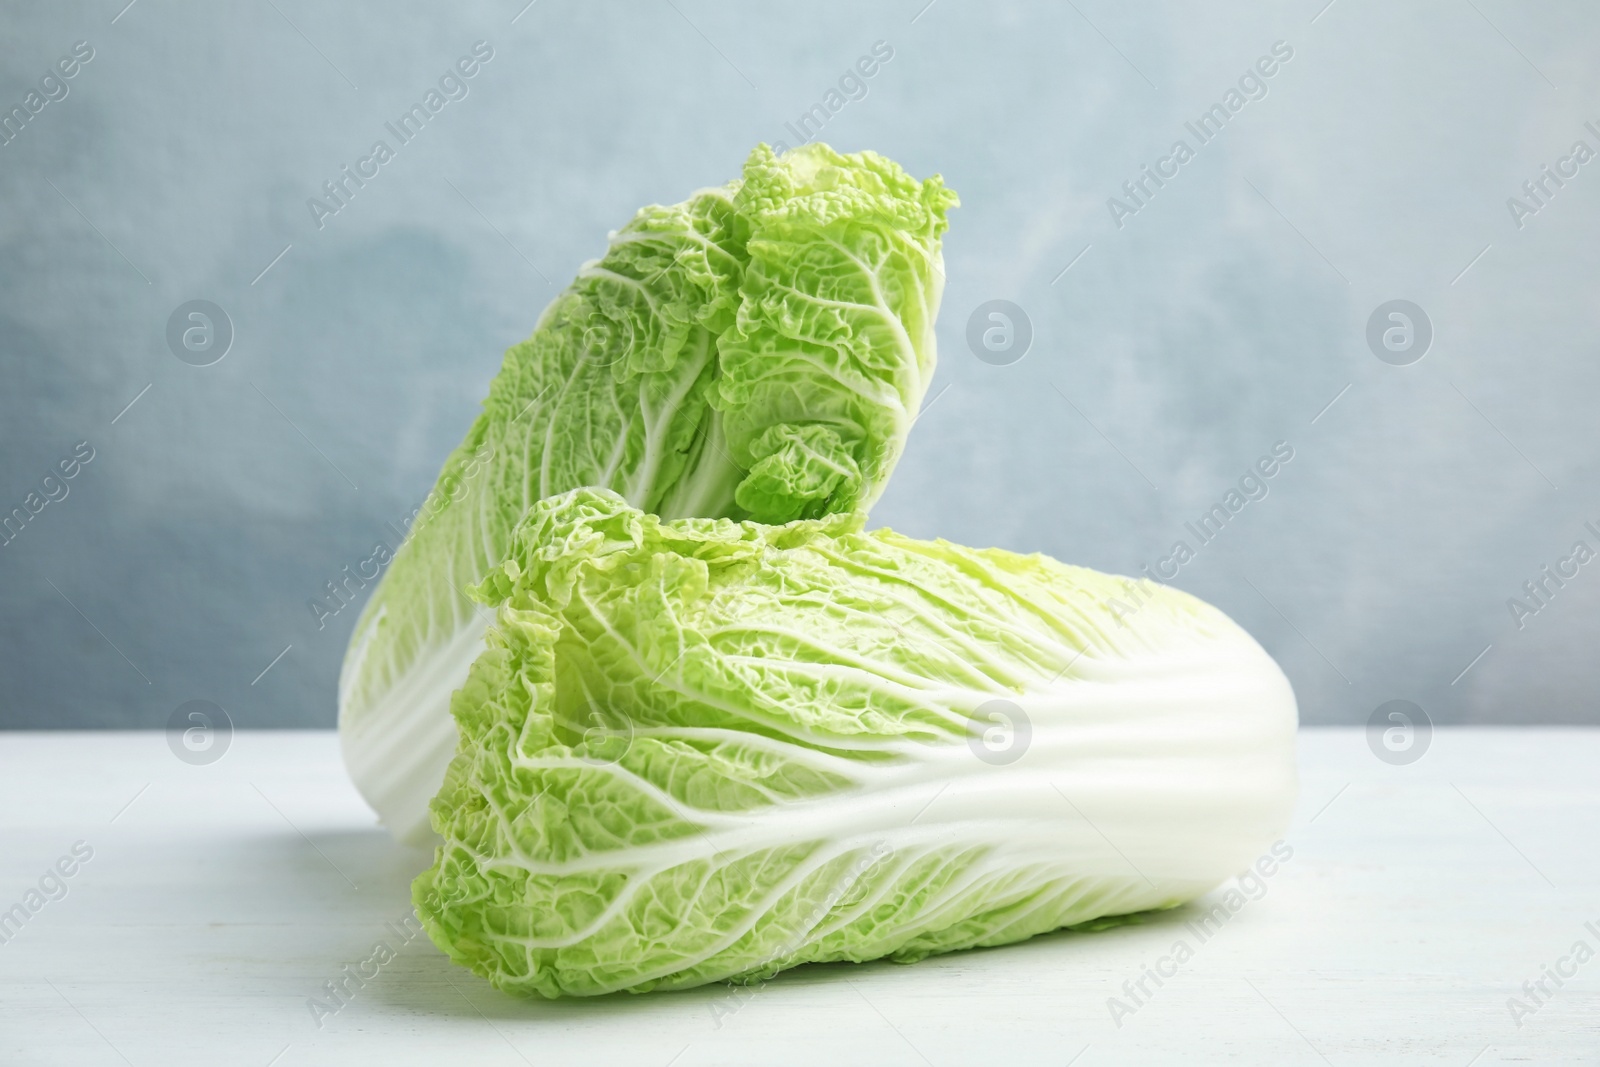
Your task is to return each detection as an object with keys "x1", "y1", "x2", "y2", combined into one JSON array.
[{"x1": 341, "y1": 144, "x2": 958, "y2": 843}]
